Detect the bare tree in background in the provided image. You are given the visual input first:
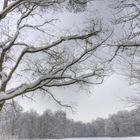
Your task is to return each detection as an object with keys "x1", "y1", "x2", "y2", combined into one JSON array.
[
  {"x1": 109, "y1": 0, "x2": 140, "y2": 106},
  {"x1": 110, "y1": 0, "x2": 140, "y2": 83},
  {"x1": 0, "y1": 0, "x2": 112, "y2": 111}
]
